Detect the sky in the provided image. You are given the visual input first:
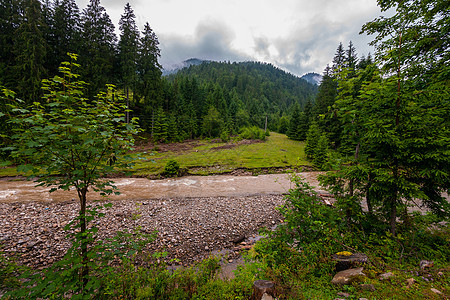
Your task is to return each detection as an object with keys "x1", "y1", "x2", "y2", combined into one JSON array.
[{"x1": 75, "y1": 0, "x2": 388, "y2": 77}]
